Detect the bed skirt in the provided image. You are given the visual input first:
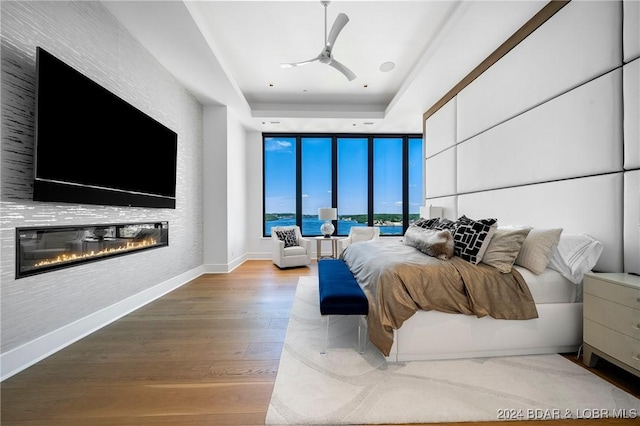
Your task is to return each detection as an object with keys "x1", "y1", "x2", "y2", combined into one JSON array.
[{"x1": 385, "y1": 302, "x2": 583, "y2": 362}]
